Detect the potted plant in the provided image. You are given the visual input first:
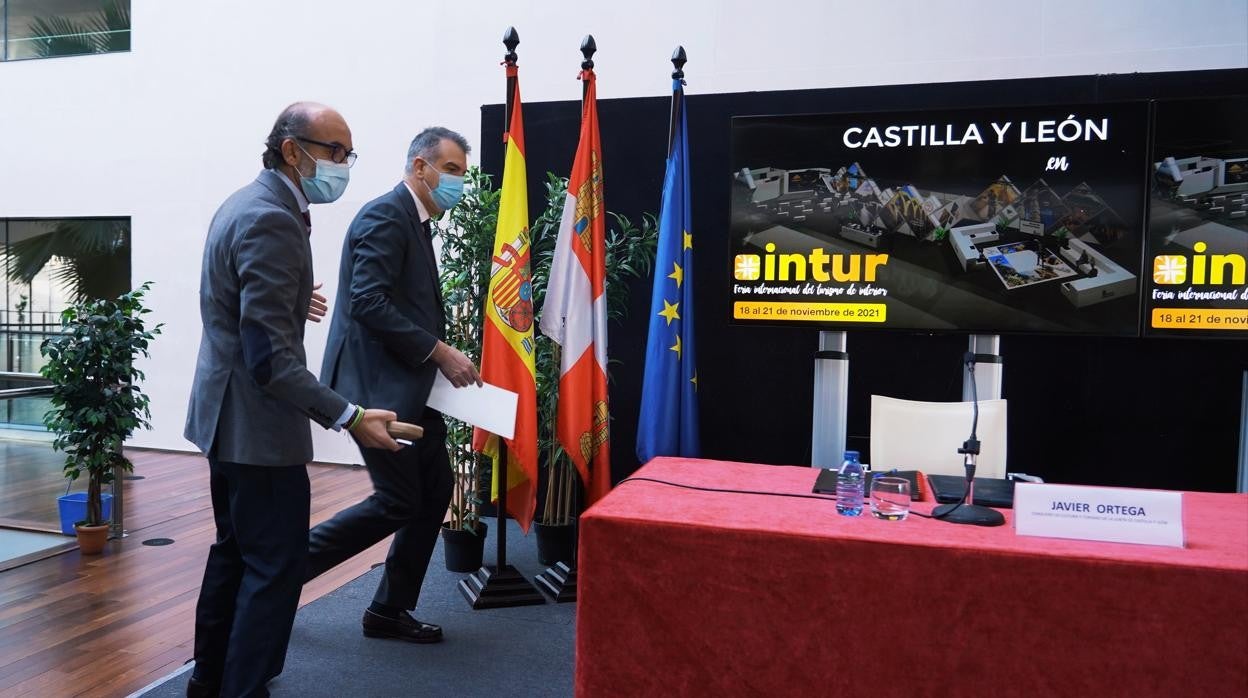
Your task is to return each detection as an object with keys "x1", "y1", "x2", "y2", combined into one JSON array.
[
  {"x1": 39, "y1": 282, "x2": 161, "y2": 554},
  {"x1": 528, "y1": 174, "x2": 573, "y2": 564},
  {"x1": 435, "y1": 168, "x2": 658, "y2": 568},
  {"x1": 528, "y1": 174, "x2": 658, "y2": 564},
  {"x1": 435, "y1": 167, "x2": 498, "y2": 572}
]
